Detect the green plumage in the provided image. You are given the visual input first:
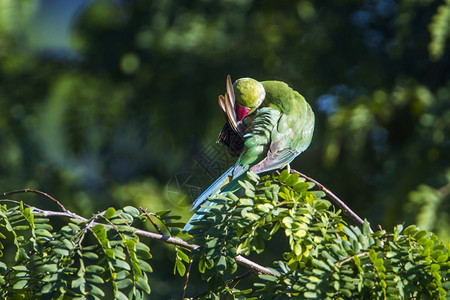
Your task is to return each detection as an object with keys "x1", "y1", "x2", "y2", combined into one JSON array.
[
  {"x1": 183, "y1": 76, "x2": 315, "y2": 233},
  {"x1": 235, "y1": 80, "x2": 314, "y2": 173}
]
